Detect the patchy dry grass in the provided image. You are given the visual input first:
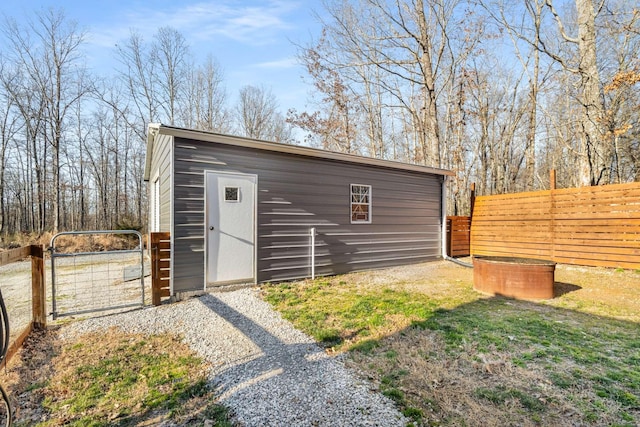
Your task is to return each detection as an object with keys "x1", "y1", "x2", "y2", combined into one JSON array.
[
  {"x1": 0, "y1": 231, "x2": 141, "y2": 253},
  {"x1": 2, "y1": 327, "x2": 235, "y2": 426},
  {"x1": 262, "y1": 261, "x2": 640, "y2": 426},
  {"x1": 549, "y1": 264, "x2": 640, "y2": 322}
]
